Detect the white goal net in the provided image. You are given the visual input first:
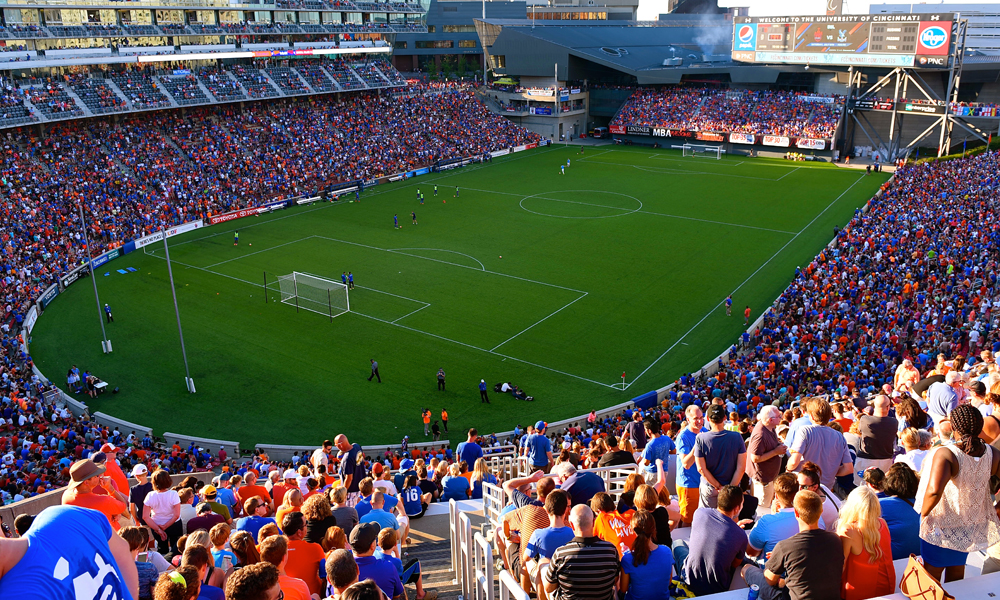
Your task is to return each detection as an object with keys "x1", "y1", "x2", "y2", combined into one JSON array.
[
  {"x1": 276, "y1": 272, "x2": 350, "y2": 319},
  {"x1": 682, "y1": 144, "x2": 723, "y2": 159}
]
